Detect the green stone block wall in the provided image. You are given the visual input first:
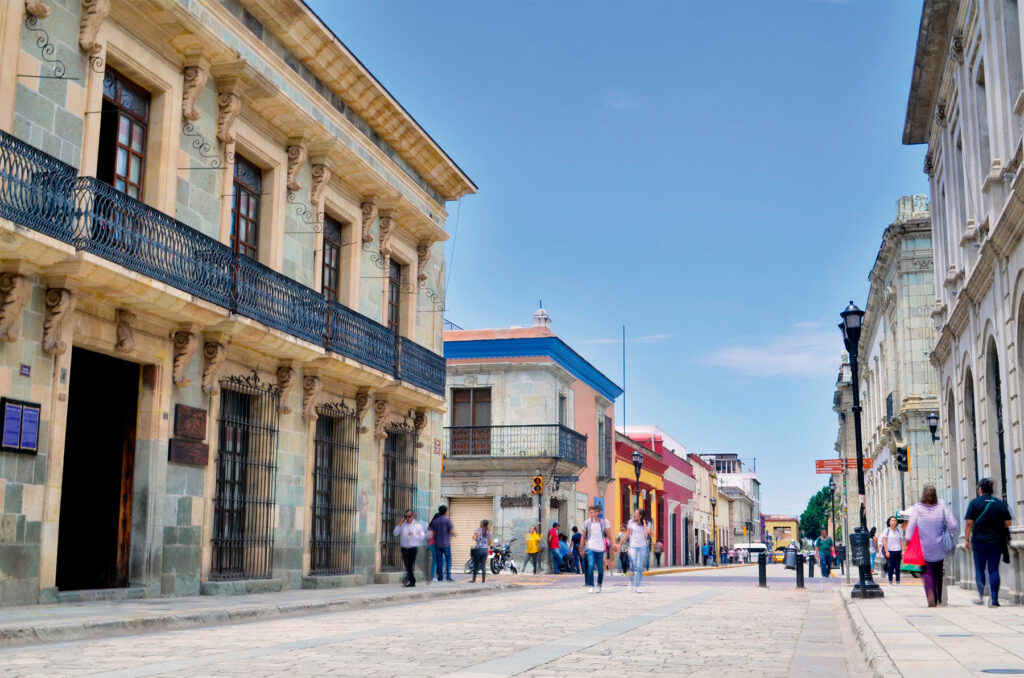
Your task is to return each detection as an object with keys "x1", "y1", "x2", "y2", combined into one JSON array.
[
  {"x1": 359, "y1": 216, "x2": 383, "y2": 320},
  {"x1": 282, "y1": 164, "x2": 315, "y2": 288},
  {"x1": 176, "y1": 83, "x2": 223, "y2": 240}
]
